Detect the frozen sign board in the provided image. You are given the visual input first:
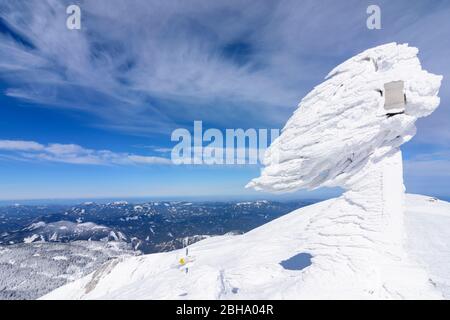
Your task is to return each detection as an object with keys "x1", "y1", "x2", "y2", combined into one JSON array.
[{"x1": 384, "y1": 80, "x2": 405, "y2": 111}]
